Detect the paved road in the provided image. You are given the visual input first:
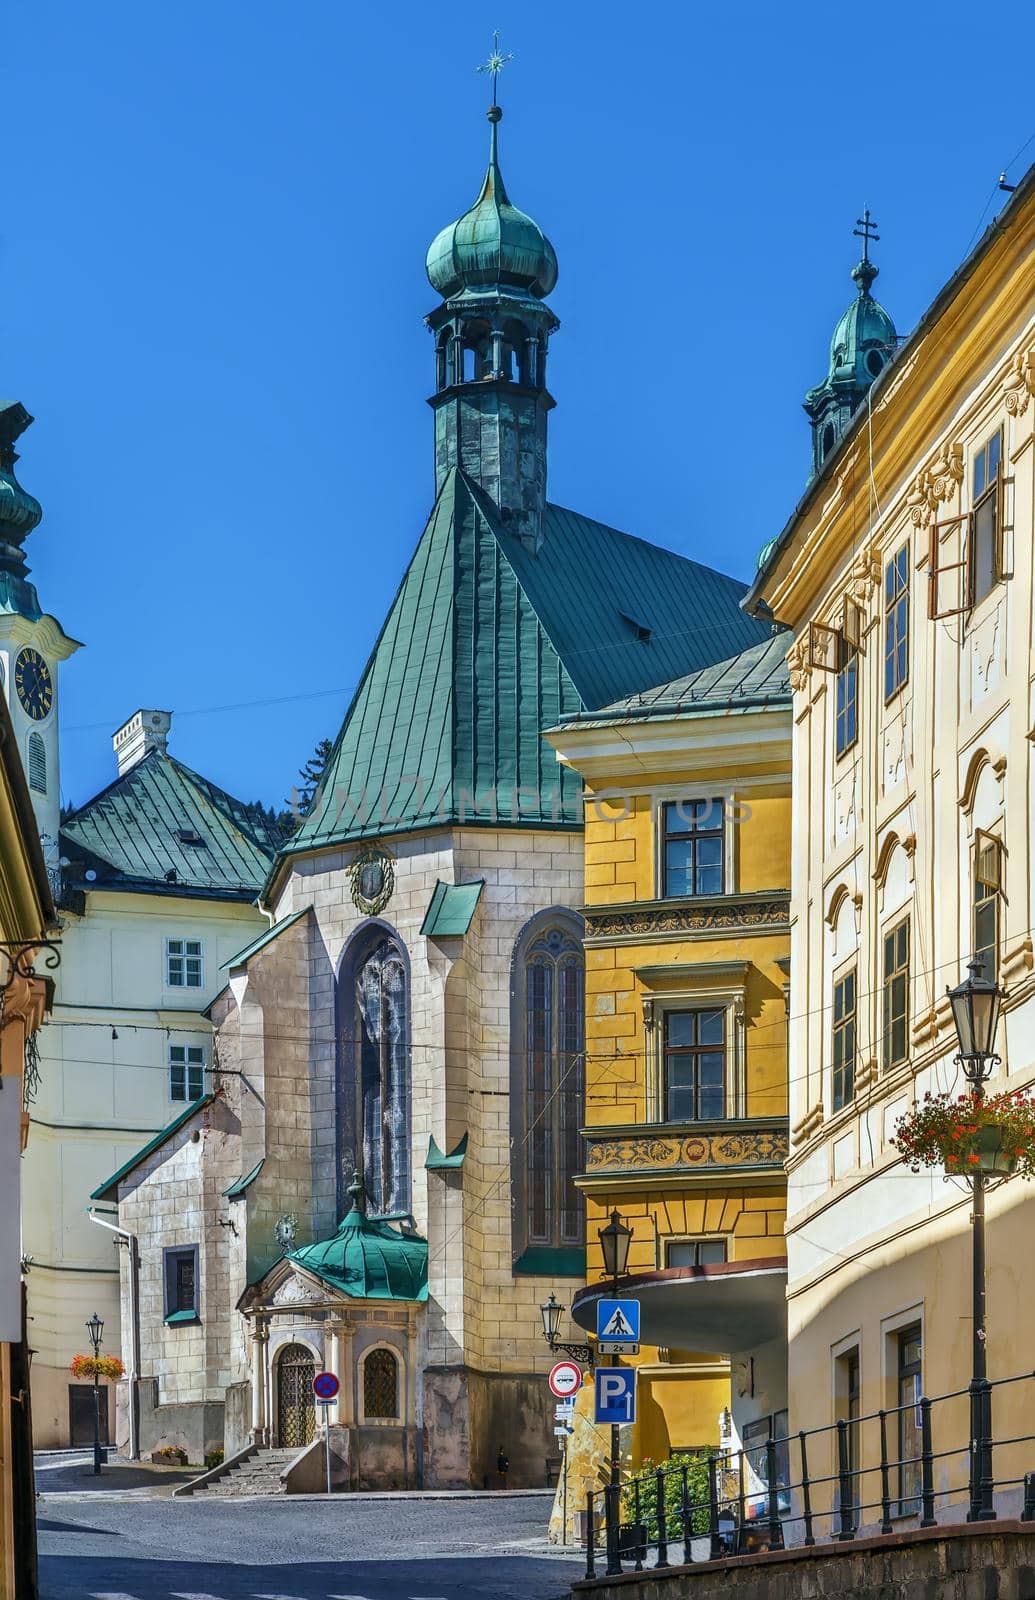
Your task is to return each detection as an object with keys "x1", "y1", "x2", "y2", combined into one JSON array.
[{"x1": 37, "y1": 1487, "x2": 584, "y2": 1600}]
